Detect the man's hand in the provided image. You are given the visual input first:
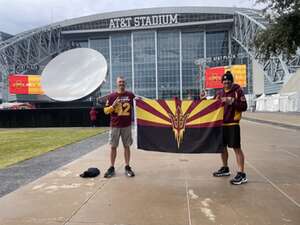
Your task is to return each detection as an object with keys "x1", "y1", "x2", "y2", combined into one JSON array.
[
  {"x1": 112, "y1": 97, "x2": 121, "y2": 108},
  {"x1": 221, "y1": 97, "x2": 234, "y2": 105},
  {"x1": 220, "y1": 97, "x2": 227, "y2": 103},
  {"x1": 200, "y1": 89, "x2": 207, "y2": 99}
]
